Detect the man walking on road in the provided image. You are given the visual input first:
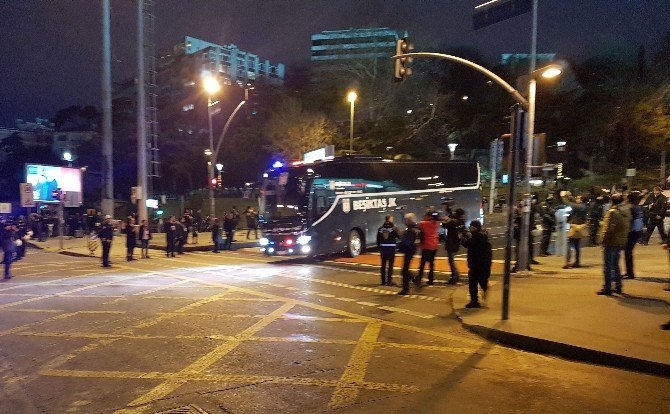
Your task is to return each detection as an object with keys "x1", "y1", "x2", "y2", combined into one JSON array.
[
  {"x1": 460, "y1": 220, "x2": 491, "y2": 308},
  {"x1": 398, "y1": 213, "x2": 421, "y2": 296},
  {"x1": 443, "y1": 208, "x2": 465, "y2": 284},
  {"x1": 417, "y1": 210, "x2": 439, "y2": 285},
  {"x1": 1, "y1": 220, "x2": 17, "y2": 279},
  {"x1": 99, "y1": 215, "x2": 114, "y2": 267},
  {"x1": 623, "y1": 192, "x2": 644, "y2": 279},
  {"x1": 597, "y1": 194, "x2": 629, "y2": 295},
  {"x1": 165, "y1": 217, "x2": 177, "y2": 257},
  {"x1": 376, "y1": 215, "x2": 399, "y2": 286},
  {"x1": 642, "y1": 186, "x2": 667, "y2": 244}
]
